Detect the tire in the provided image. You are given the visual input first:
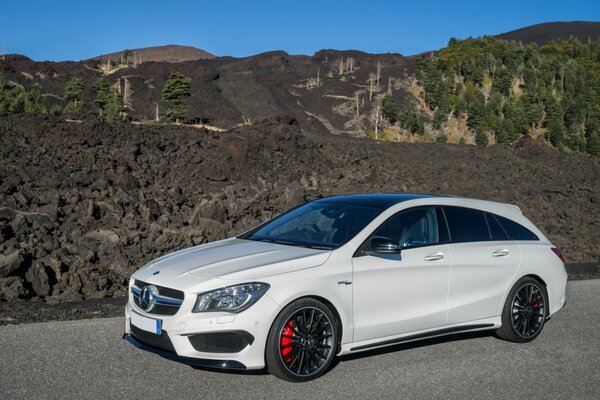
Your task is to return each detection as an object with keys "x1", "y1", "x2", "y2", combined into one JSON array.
[
  {"x1": 496, "y1": 276, "x2": 548, "y2": 343},
  {"x1": 265, "y1": 298, "x2": 339, "y2": 382}
]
